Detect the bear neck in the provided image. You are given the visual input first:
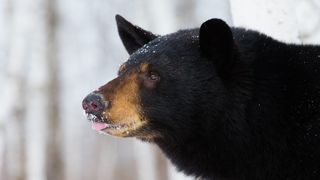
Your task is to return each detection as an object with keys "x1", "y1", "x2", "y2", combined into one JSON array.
[{"x1": 153, "y1": 74, "x2": 254, "y2": 179}]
